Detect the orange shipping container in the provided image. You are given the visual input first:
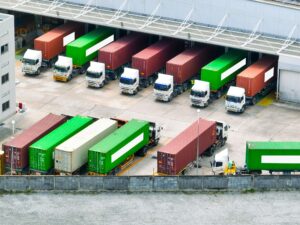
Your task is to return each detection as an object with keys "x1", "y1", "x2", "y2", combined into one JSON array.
[{"x1": 237, "y1": 56, "x2": 278, "y2": 97}]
